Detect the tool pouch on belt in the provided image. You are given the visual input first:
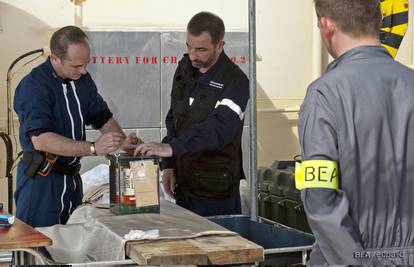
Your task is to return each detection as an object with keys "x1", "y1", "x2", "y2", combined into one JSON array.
[
  {"x1": 23, "y1": 151, "x2": 58, "y2": 177},
  {"x1": 37, "y1": 152, "x2": 58, "y2": 176}
]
